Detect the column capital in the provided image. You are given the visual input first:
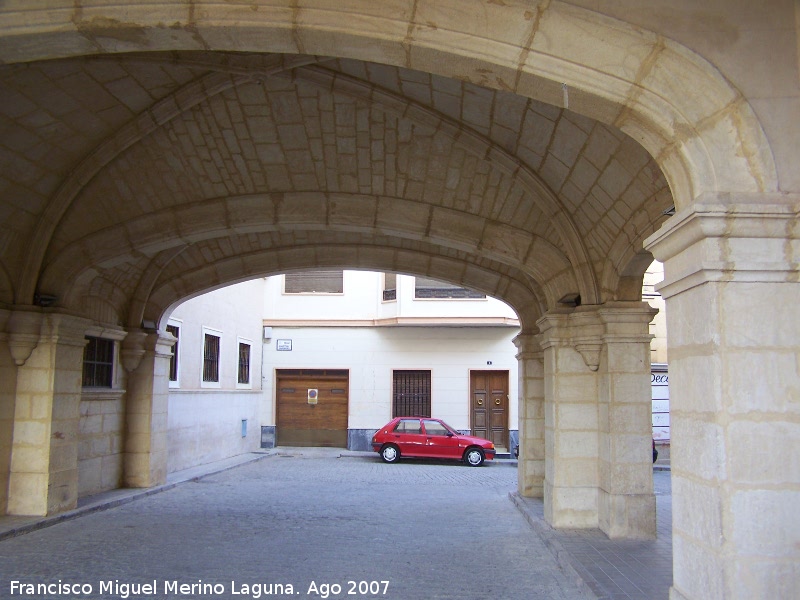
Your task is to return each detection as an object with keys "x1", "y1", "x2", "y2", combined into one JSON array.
[
  {"x1": 513, "y1": 331, "x2": 543, "y2": 362},
  {"x1": 4, "y1": 309, "x2": 92, "y2": 366},
  {"x1": 536, "y1": 303, "x2": 656, "y2": 371},
  {"x1": 121, "y1": 328, "x2": 176, "y2": 373},
  {"x1": 645, "y1": 193, "x2": 800, "y2": 299}
]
